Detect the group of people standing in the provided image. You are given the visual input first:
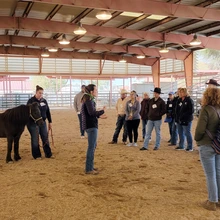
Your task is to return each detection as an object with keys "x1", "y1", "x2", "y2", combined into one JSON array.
[{"x1": 24, "y1": 78, "x2": 220, "y2": 211}]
